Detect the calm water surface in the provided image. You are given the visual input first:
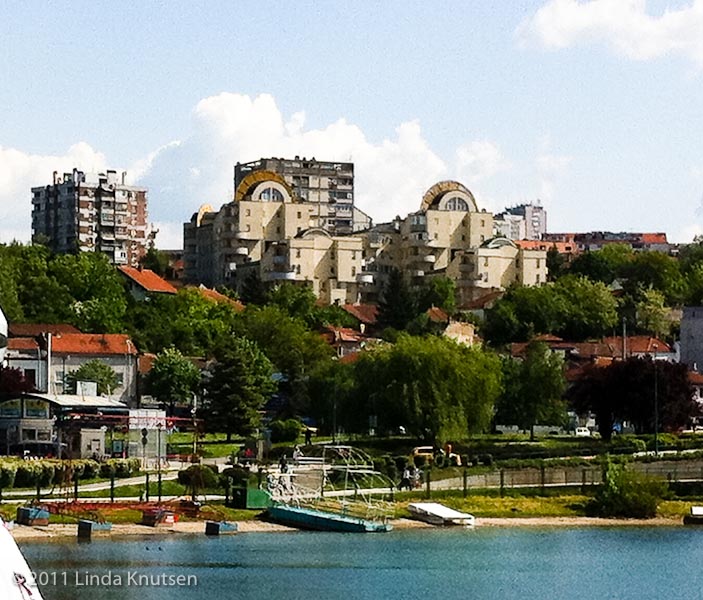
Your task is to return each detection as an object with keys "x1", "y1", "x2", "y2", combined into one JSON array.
[{"x1": 21, "y1": 527, "x2": 699, "y2": 600}]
